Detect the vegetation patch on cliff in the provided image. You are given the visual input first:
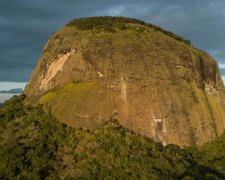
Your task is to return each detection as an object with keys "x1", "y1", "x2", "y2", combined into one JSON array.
[
  {"x1": 66, "y1": 16, "x2": 191, "y2": 45},
  {"x1": 39, "y1": 81, "x2": 113, "y2": 128}
]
